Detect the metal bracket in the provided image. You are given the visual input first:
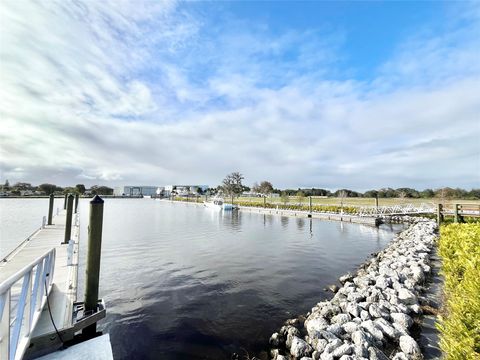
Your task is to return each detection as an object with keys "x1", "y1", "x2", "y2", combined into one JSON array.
[{"x1": 72, "y1": 299, "x2": 106, "y2": 332}]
